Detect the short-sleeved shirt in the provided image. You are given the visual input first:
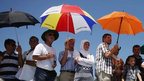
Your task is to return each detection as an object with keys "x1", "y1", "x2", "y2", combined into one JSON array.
[
  {"x1": 131, "y1": 55, "x2": 144, "y2": 72},
  {"x1": 23, "y1": 50, "x2": 34, "y2": 61},
  {"x1": 0, "y1": 53, "x2": 19, "y2": 79},
  {"x1": 58, "y1": 50, "x2": 75, "y2": 71},
  {"x1": 95, "y1": 42, "x2": 112, "y2": 75},
  {"x1": 32, "y1": 43, "x2": 56, "y2": 71},
  {"x1": 124, "y1": 66, "x2": 140, "y2": 81}
]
